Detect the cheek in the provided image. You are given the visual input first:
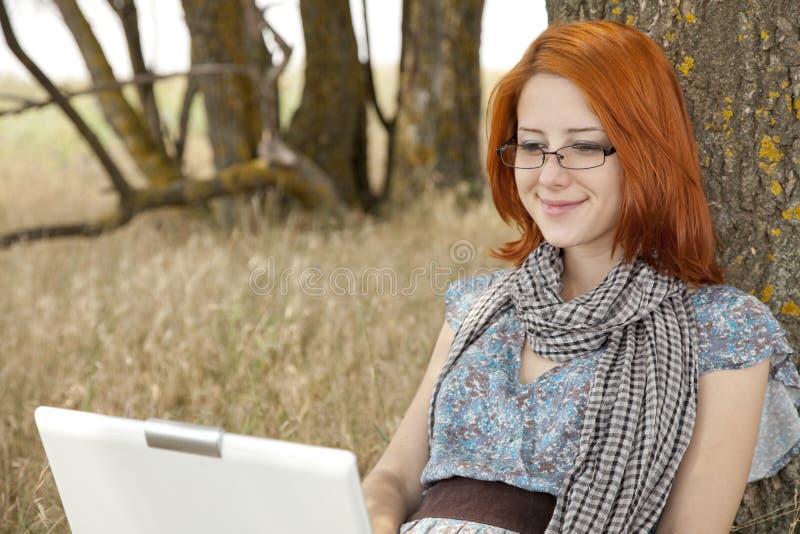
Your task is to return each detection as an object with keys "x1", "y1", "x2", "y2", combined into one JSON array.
[{"x1": 514, "y1": 170, "x2": 537, "y2": 191}]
